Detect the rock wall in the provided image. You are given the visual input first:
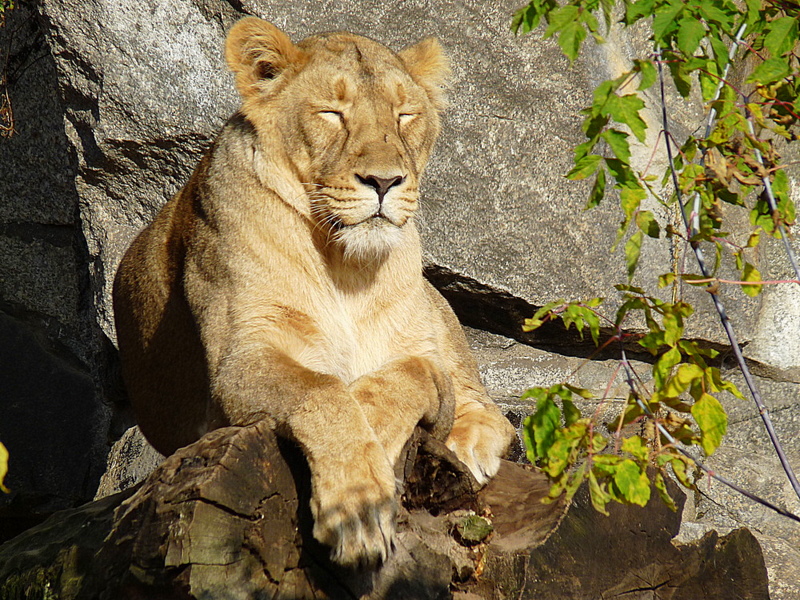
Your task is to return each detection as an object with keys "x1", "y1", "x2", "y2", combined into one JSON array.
[{"x1": 1, "y1": 0, "x2": 798, "y2": 596}]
